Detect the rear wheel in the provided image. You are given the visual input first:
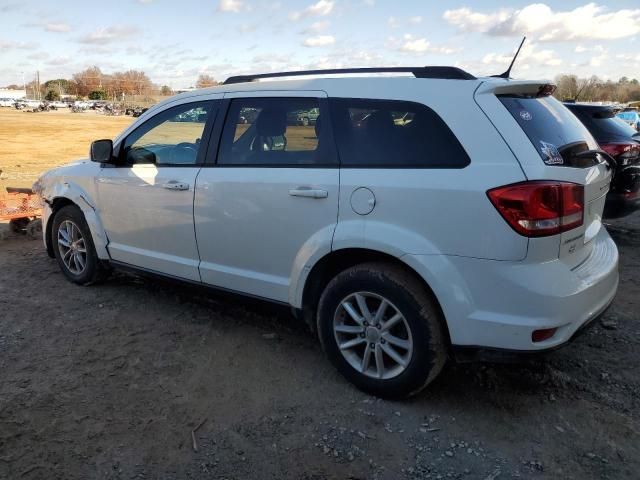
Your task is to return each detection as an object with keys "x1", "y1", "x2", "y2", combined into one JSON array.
[
  {"x1": 52, "y1": 205, "x2": 109, "y2": 285},
  {"x1": 317, "y1": 262, "x2": 447, "y2": 398}
]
